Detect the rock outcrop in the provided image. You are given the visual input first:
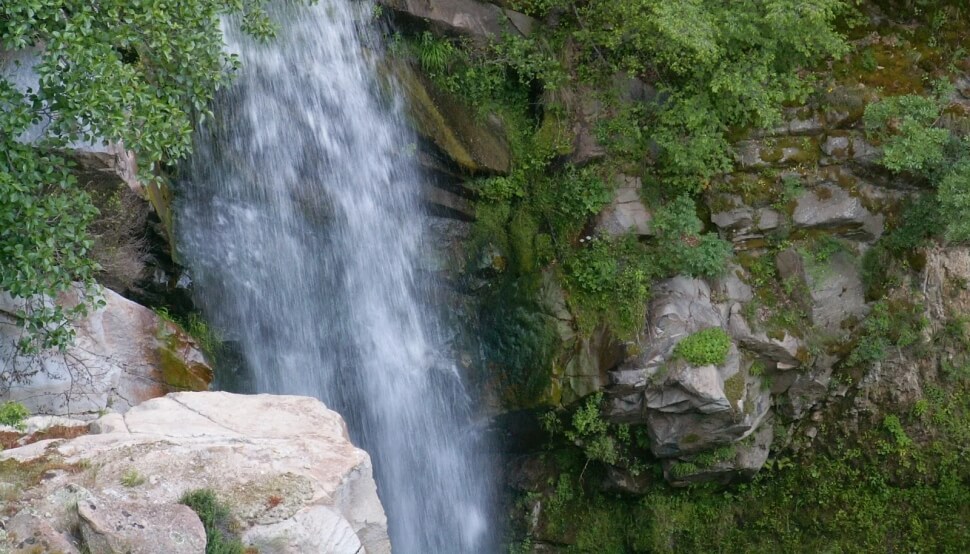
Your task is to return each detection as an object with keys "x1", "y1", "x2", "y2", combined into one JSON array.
[
  {"x1": 608, "y1": 278, "x2": 771, "y2": 460},
  {"x1": 0, "y1": 392, "x2": 390, "y2": 554},
  {"x1": 395, "y1": 60, "x2": 511, "y2": 175},
  {"x1": 0, "y1": 287, "x2": 212, "y2": 417},
  {"x1": 381, "y1": 0, "x2": 535, "y2": 39}
]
